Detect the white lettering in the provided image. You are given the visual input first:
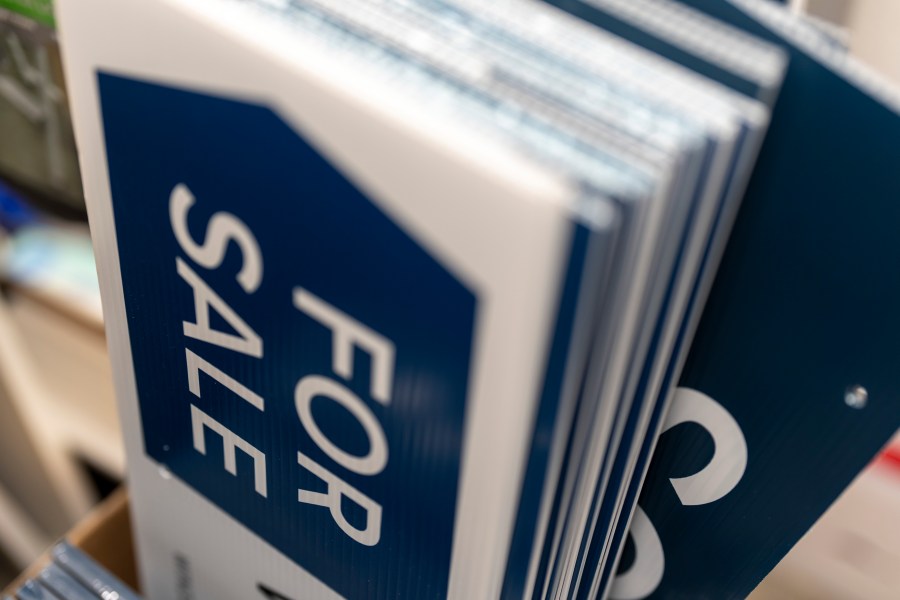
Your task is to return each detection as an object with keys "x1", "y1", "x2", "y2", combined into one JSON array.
[
  {"x1": 613, "y1": 387, "x2": 748, "y2": 599},
  {"x1": 611, "y1": 507, "x2": 664, "y2": 600},
  {"x1": 661, "y1": 387, "x2": 747, "y2": 506},
  {"x1": 177, "y1": 258, "x2": 262, "y2": 358},
  {"x1": 295, "y1": 375, "x2": 388, "y2": 476},
  {"x1": 191, "y1": 405, "x2": 267, "y2": 497},
  {"x1": 293, "y1": 288, "x2": 394, "y2": 404},
  {"x1": 169, "y1": 183, "x2": 263, "y2": 293},
  {"x1": 185, "y1": 349, "x2": 264, "y2": 411},
  {"x1": 297, "y1": 451, "x2": 382, "y2": 546}
]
